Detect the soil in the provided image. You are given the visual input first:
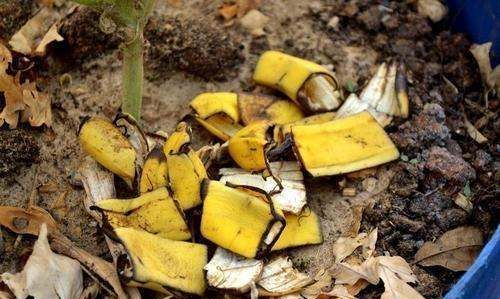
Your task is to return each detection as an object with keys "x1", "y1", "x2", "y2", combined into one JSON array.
[{"x1": 0, "y1": 1, "x2": 498, "y2": 299}]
